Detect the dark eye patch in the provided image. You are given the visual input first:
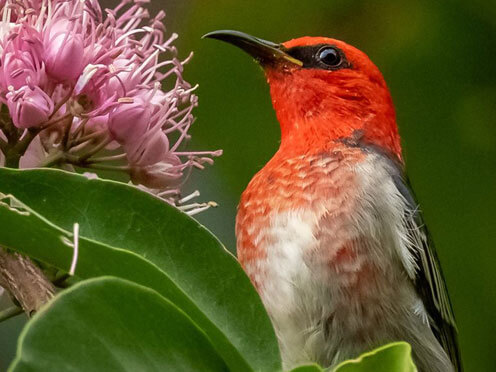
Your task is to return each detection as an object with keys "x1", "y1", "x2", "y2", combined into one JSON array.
[{"x1": 284, "y1": 44, "x2": 352, "y2": 71}]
